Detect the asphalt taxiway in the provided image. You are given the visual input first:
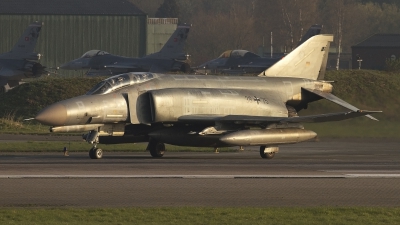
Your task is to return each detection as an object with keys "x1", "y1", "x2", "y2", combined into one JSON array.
[{"x1": 0, "y1": 138, "x2": 399, "y2": 207}]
